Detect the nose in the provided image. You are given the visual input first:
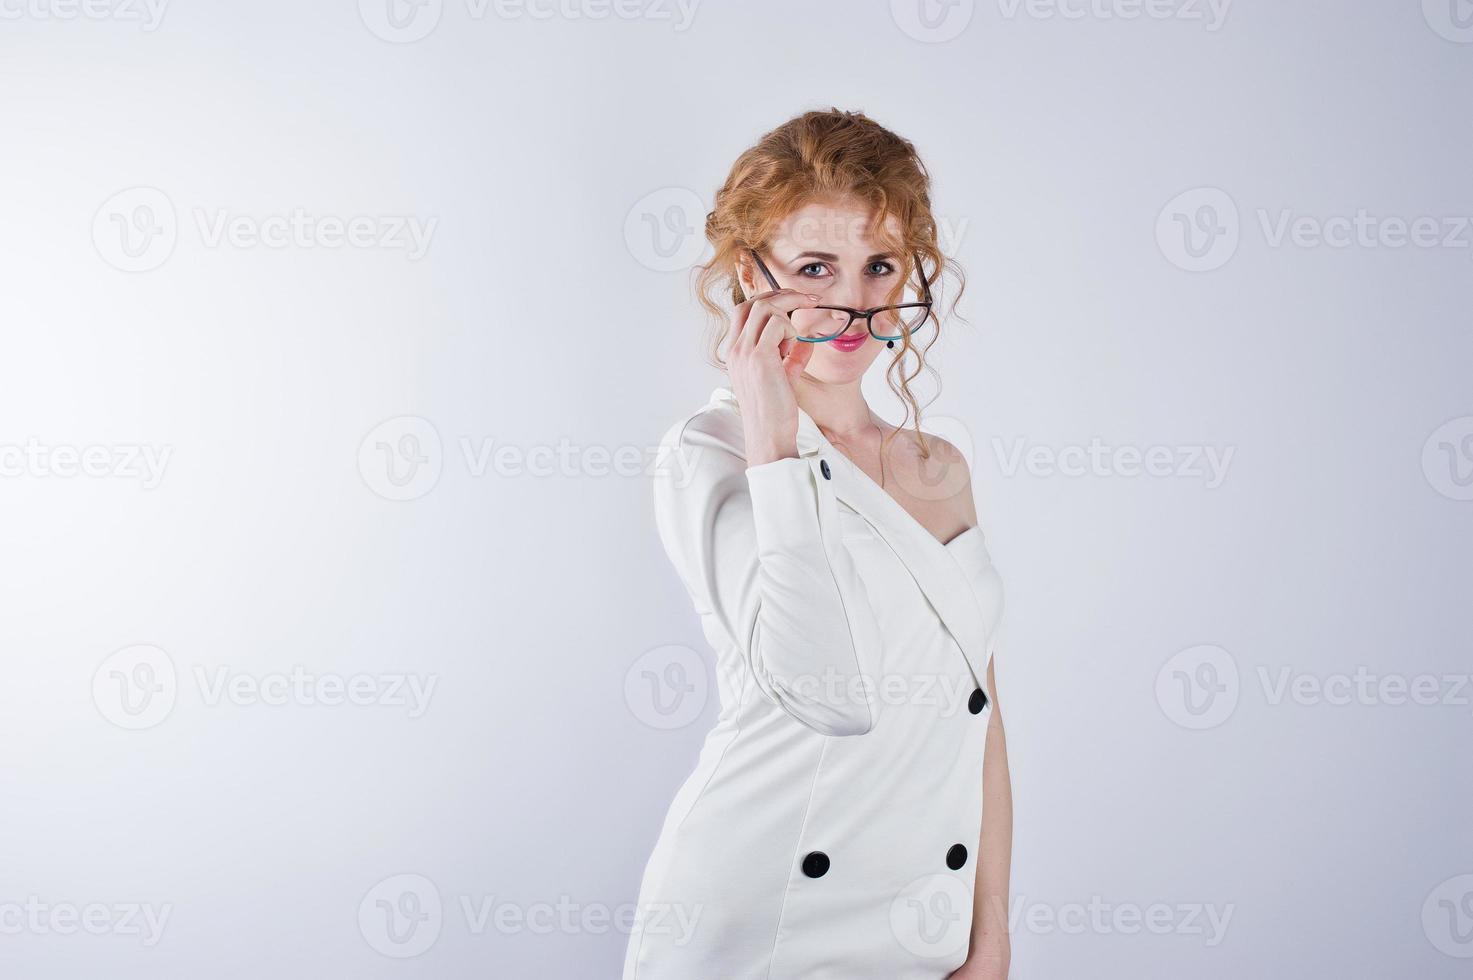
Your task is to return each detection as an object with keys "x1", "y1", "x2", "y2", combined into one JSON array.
[
  {"x1": 823, "y1": 309, "x2": 854, "y2": 331},
  {"x1": 828, "y1": 284, "x2": 867, "y2": 312}
]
